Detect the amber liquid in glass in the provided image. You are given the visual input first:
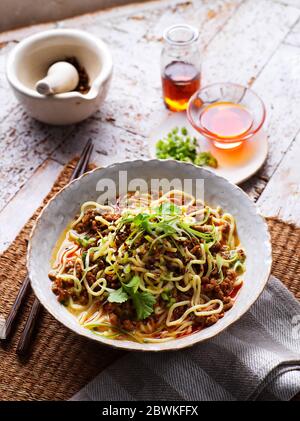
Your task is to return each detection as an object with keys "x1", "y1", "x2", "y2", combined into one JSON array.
[
  {"x1": 162, "y1": 61, "x2": 200, "y2": 112},
  {"x1": 200, "y1": 102, "x2": 253, "y2": 142}
]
